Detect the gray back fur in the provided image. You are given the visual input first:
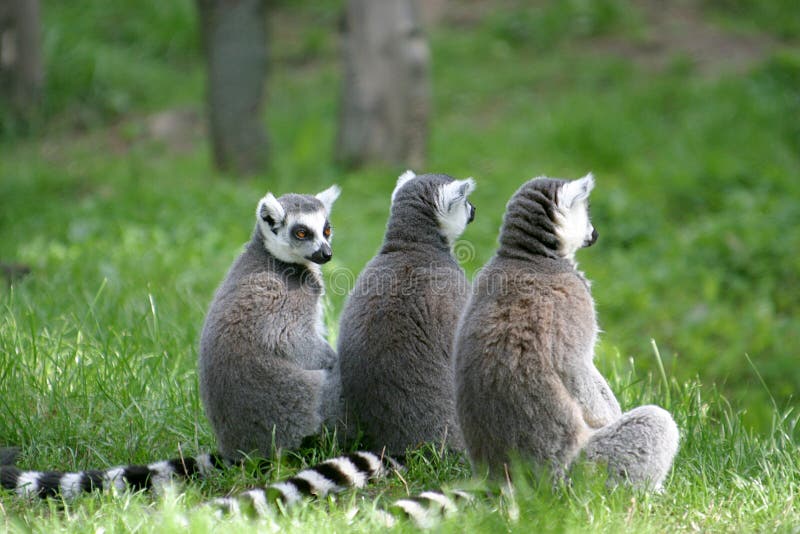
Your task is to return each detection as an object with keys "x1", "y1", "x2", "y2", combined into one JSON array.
[
  {"x1": 338, "y1": 173, "x2": 473, "y2": 454},
  {"x1": 455, "y1": 176, "x2": 678, "y2": 489},
  {"x1": 199, "y1": 190, "x2": 341, "y2": 460}
]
